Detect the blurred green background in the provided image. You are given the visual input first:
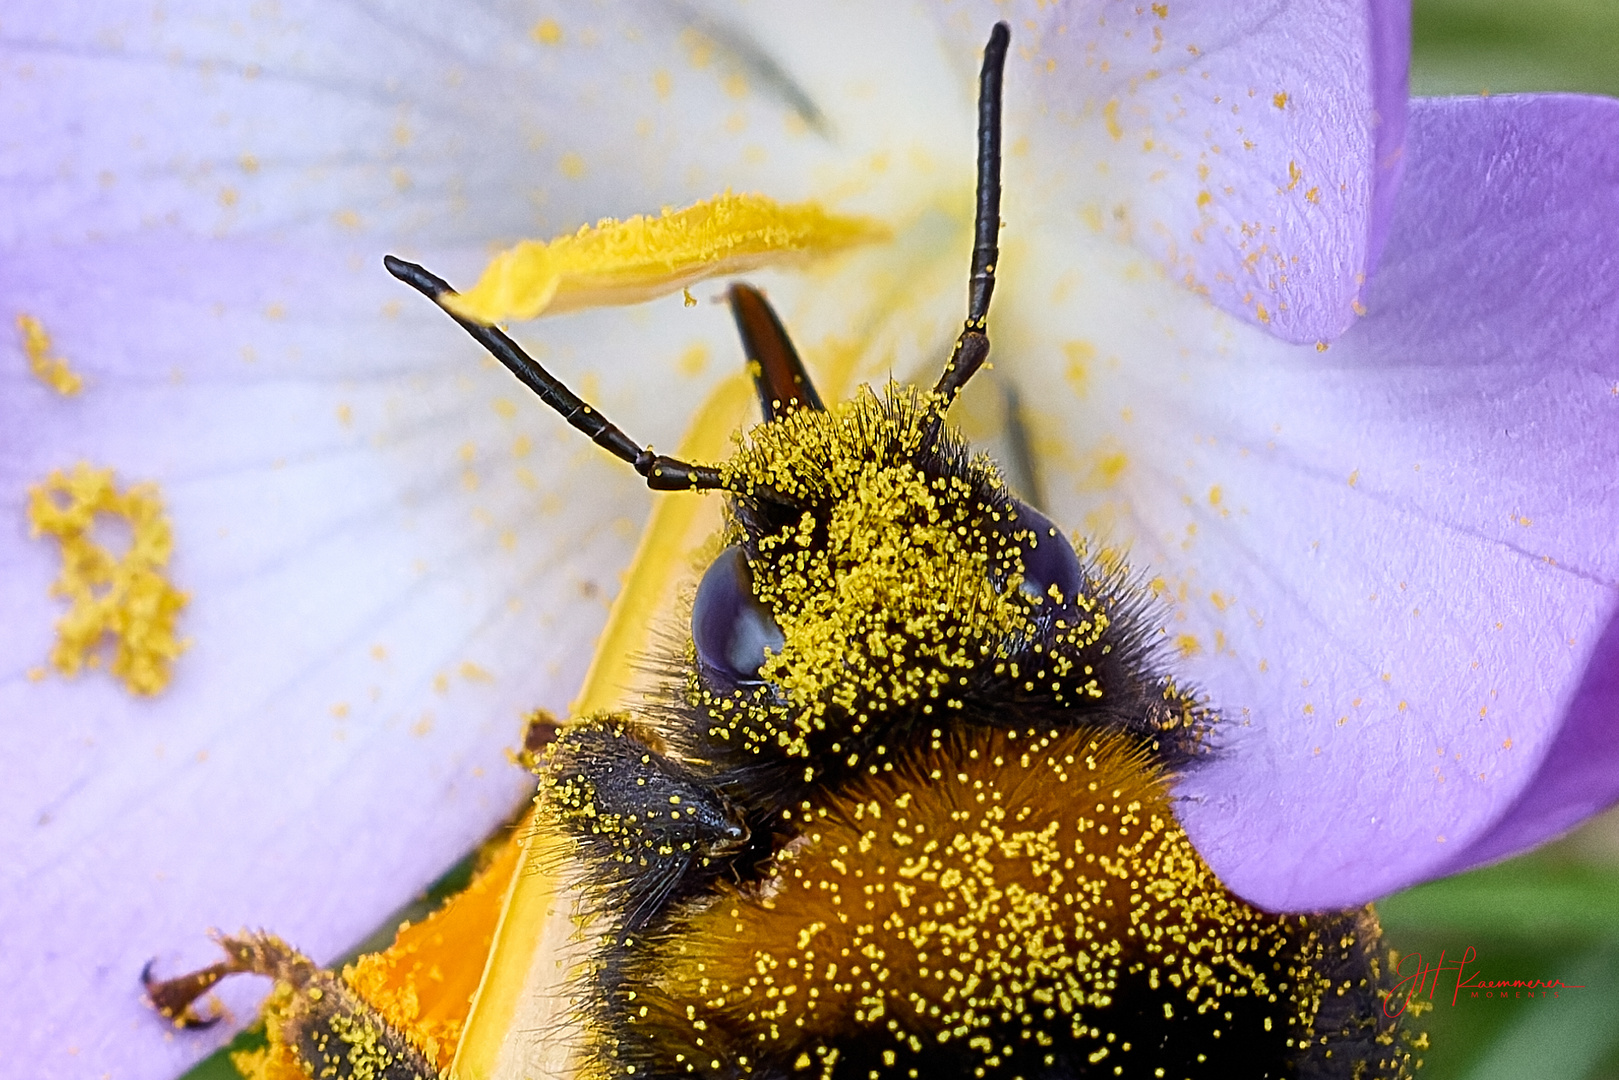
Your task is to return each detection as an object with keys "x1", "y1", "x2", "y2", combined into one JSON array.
[
  {"x1": 176, "y1": 2, "x2": 1619, "y2": 1077},
  {"x1": 1413, "y1": 0, "x2": 1619, "y2": 95}
]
